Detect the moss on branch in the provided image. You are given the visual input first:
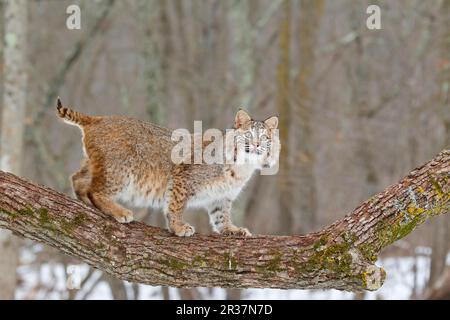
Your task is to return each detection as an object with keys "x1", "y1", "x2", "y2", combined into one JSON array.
[{"x1": 0, "y1": 149, "x2": 448, "y2": 291}]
